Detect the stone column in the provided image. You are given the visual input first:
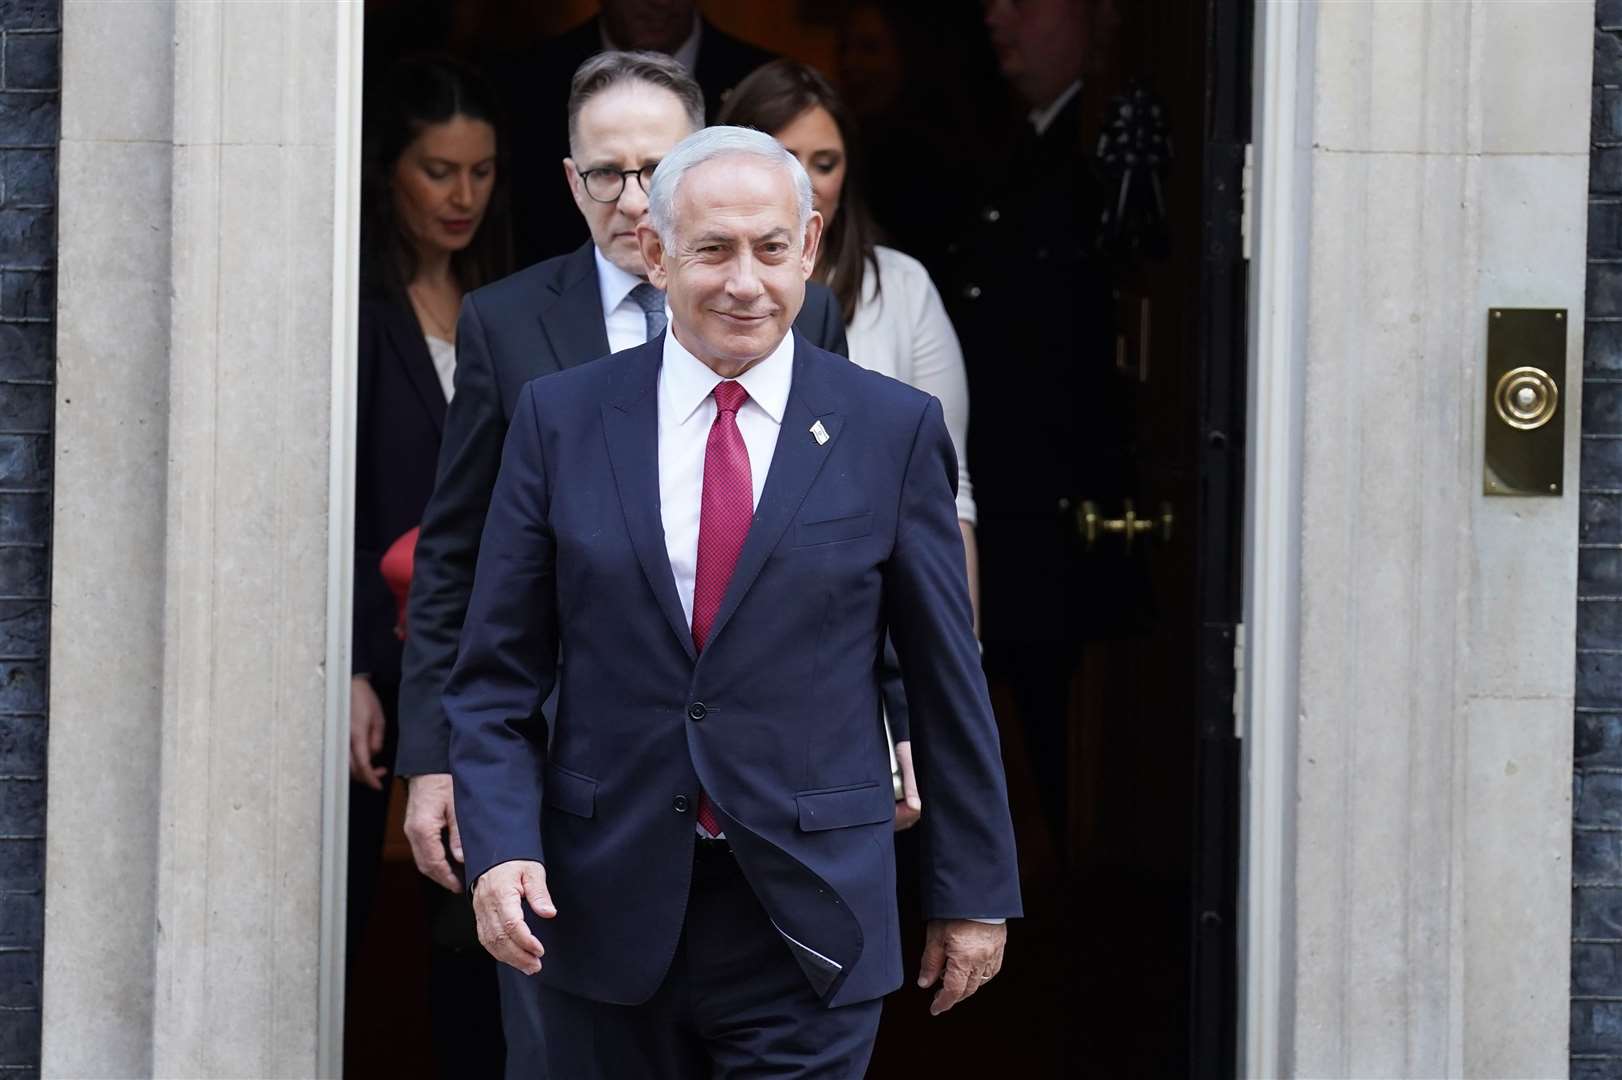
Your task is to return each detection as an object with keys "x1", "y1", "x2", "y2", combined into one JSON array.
[
  {"x1": 1278, "y1": 1, "x2": 1591, "y2": 1075},
  {"x1": 42, "y1": 2, "x2": 348, "y2": 1076}
]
